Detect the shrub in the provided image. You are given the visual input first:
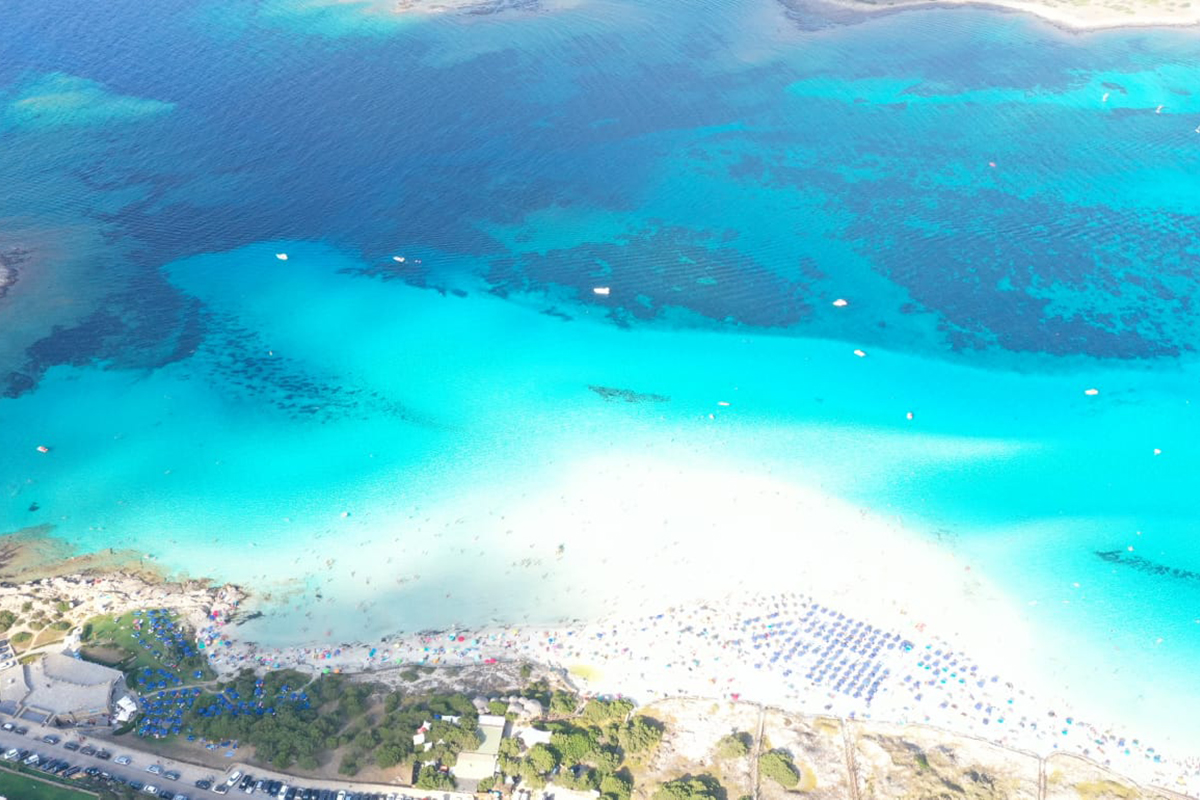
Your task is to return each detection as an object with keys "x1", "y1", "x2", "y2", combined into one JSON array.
[
  {"x1": 715, "y1": 733, "x2": 750, "y2": 759},
  {"x1": 759, "y1": 751, "x2": 800, "y2": 788}
]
